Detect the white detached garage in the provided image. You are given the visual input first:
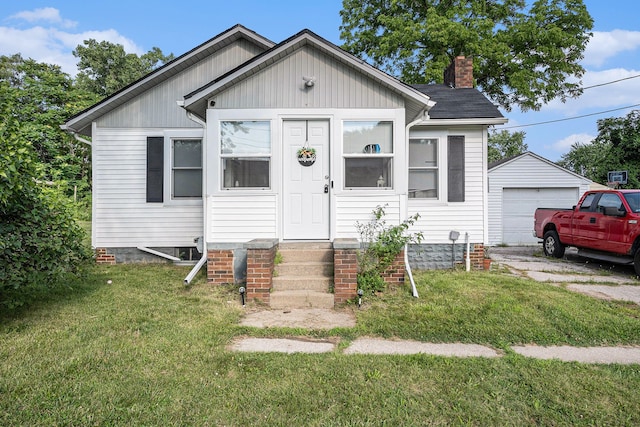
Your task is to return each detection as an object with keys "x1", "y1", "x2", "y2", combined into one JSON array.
[{"x1": 488, "y1": 152, "x2": 591, "y2": 245}]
